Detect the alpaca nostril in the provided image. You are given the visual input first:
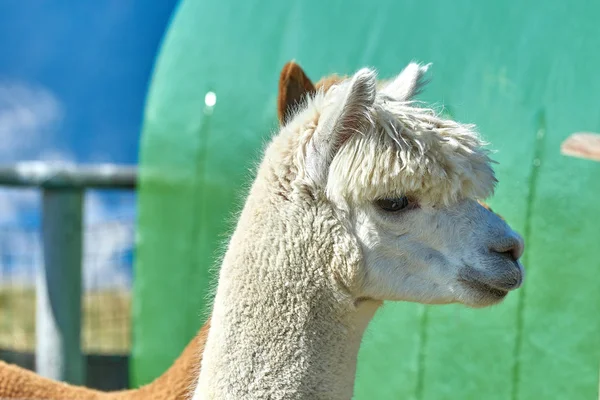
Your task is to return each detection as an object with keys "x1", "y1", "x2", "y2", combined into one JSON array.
[
  {"x1": 490, "y1": 235, "x2": 524, "y2": 261},
  {"x1": 499, "y1": 247, "x2": 519, "y2": 261}
]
